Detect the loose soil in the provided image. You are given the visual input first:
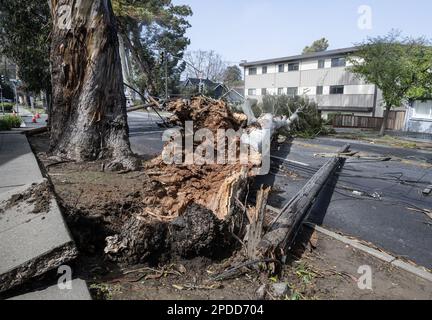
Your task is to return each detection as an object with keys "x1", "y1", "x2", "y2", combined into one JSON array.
[{"x1": 3, "y1": 180, "x2": 52, "y2": 214}]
